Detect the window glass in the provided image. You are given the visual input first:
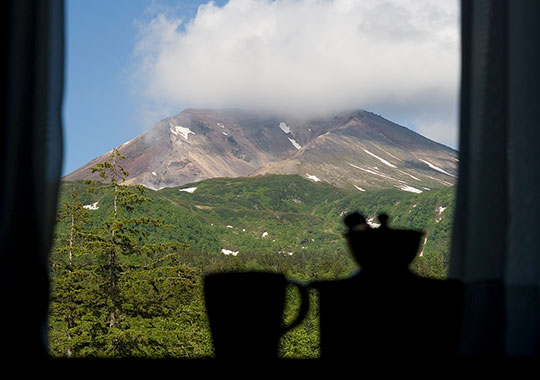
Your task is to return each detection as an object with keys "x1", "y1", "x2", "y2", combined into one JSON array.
[{"x1": 50, "y1": 0, "x2": 460, "y2": 359}]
